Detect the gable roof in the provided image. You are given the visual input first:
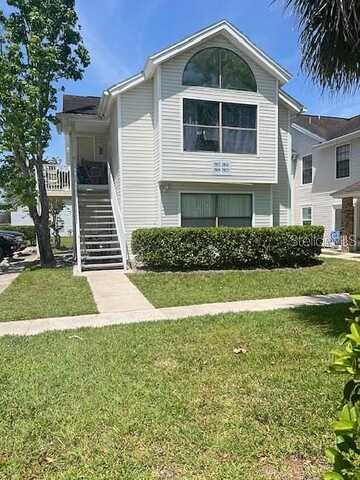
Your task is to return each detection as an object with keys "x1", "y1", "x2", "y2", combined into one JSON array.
[
  {"x1": 142, "y1": 20, "x2": 292, "y2": 84},
  {"x1": 294, "y1": 114, "x2": 360, "y2": 142},
  {"x1": 98, "y1": 20, "x2": 294, "y2": 116},
  {"x1": 59, "y1": 20, "x2": 299, "y2": 122},
  {"x1": 62, "y1": 95, "x2": 100, "y2": 115}
]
